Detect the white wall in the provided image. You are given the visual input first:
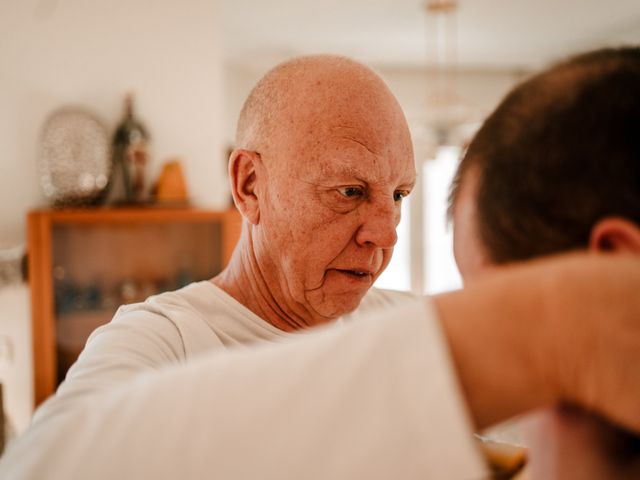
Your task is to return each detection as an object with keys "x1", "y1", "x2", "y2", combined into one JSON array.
[
  {"x1": 0, "y1": 285, "x2": 32, "y2": 437},
  {"x1": 377, "y1": 66, "x2": 525, "y2": 146},
  {"x1": 0, "y1": 0, "x2": 226, "y2": 433}
]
